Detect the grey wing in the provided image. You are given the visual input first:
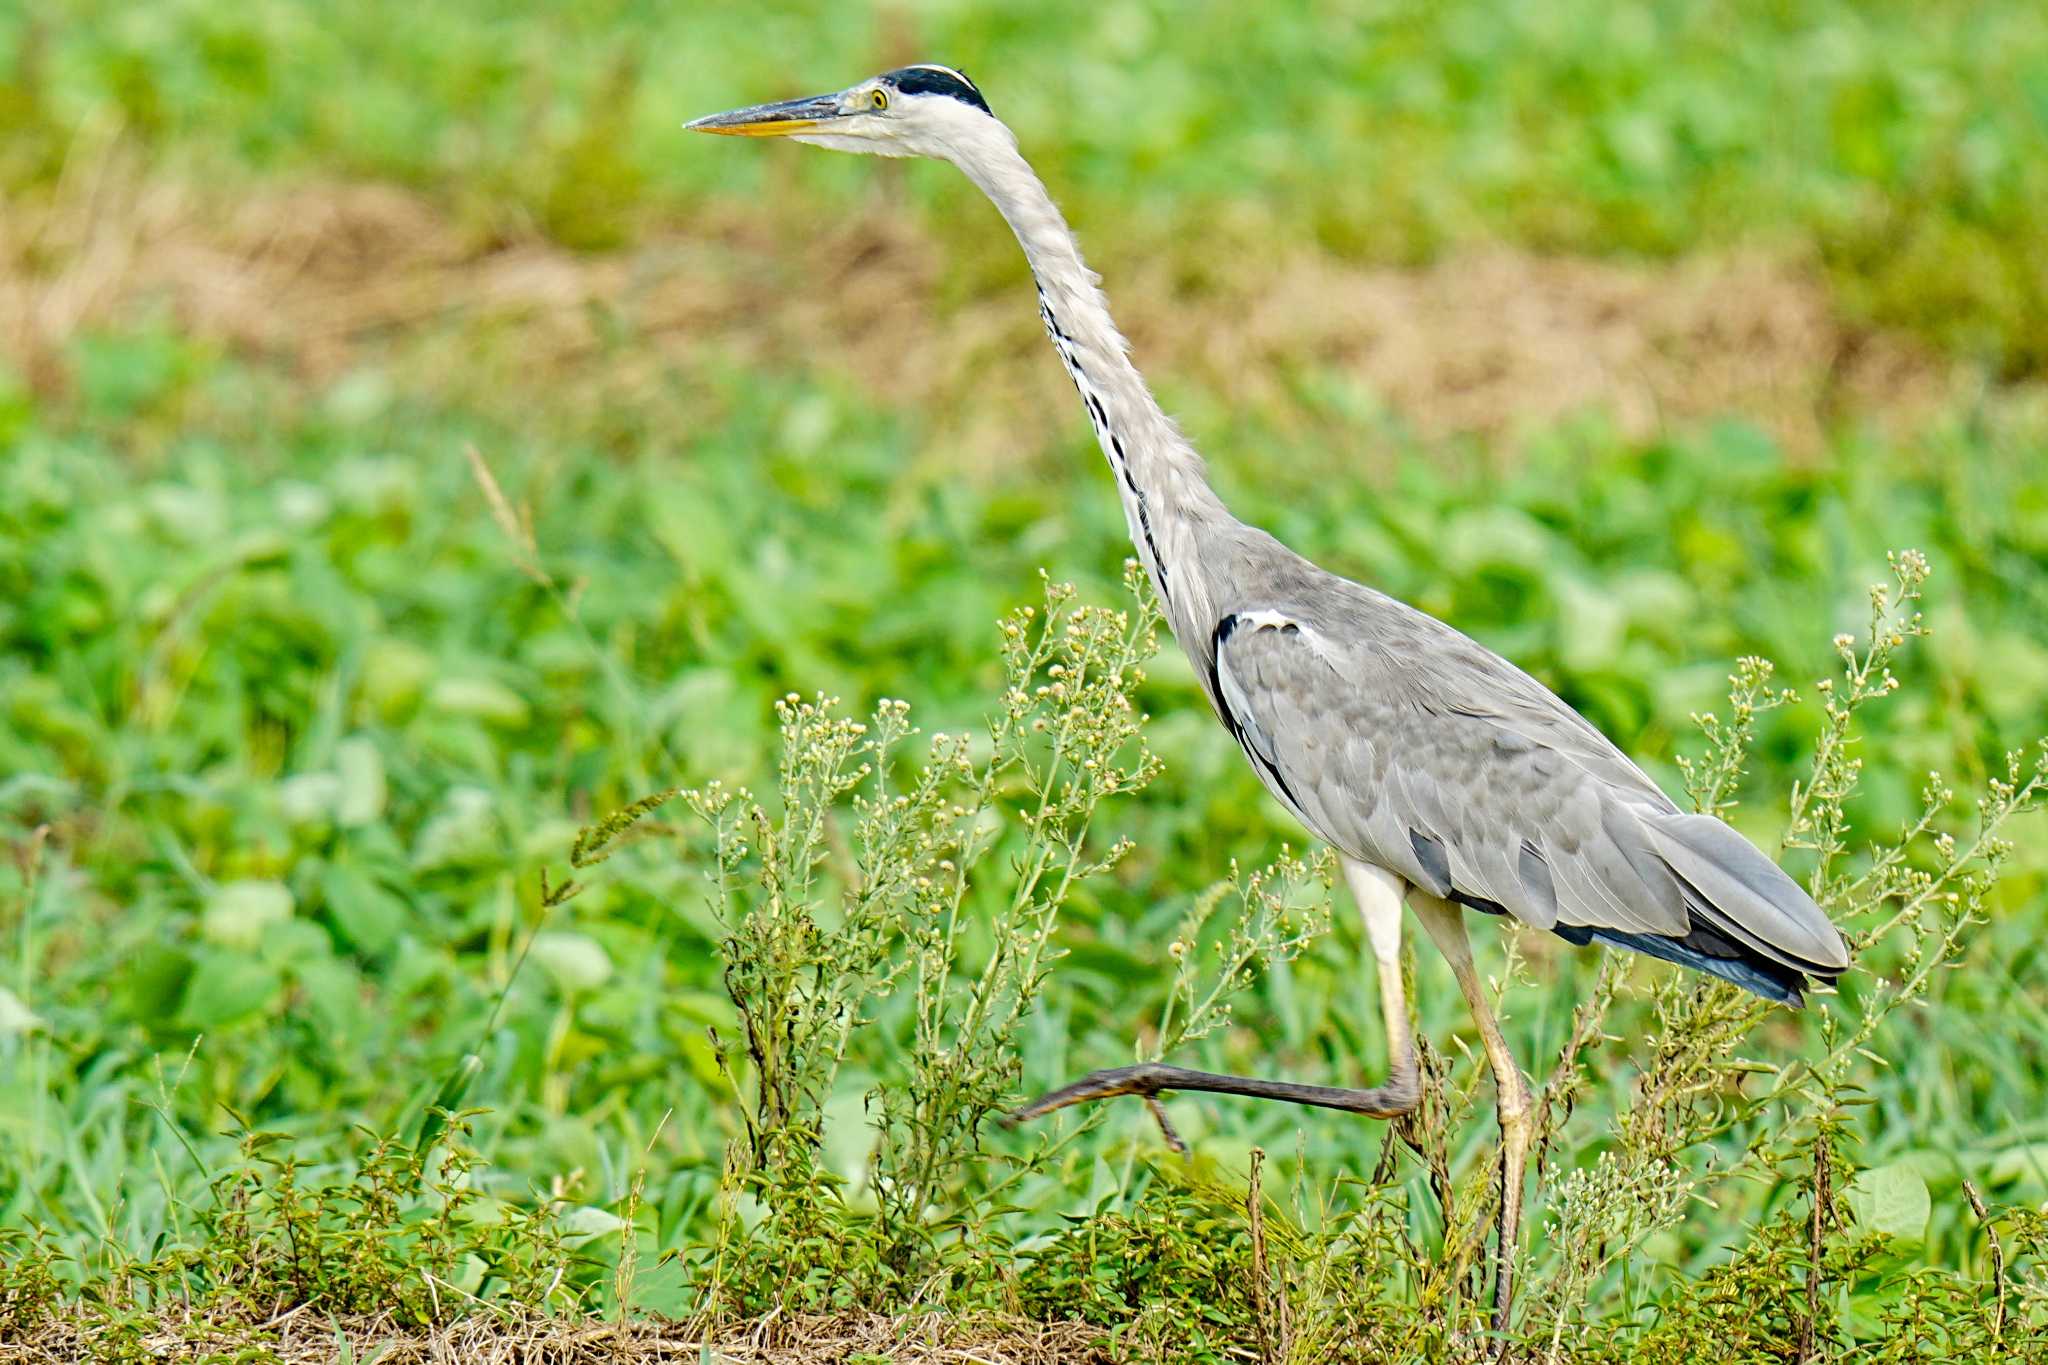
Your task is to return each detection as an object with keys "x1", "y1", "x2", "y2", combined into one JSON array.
[{"x1": 1209, "y1": 601, "x2": 1846, "y2": 975}]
